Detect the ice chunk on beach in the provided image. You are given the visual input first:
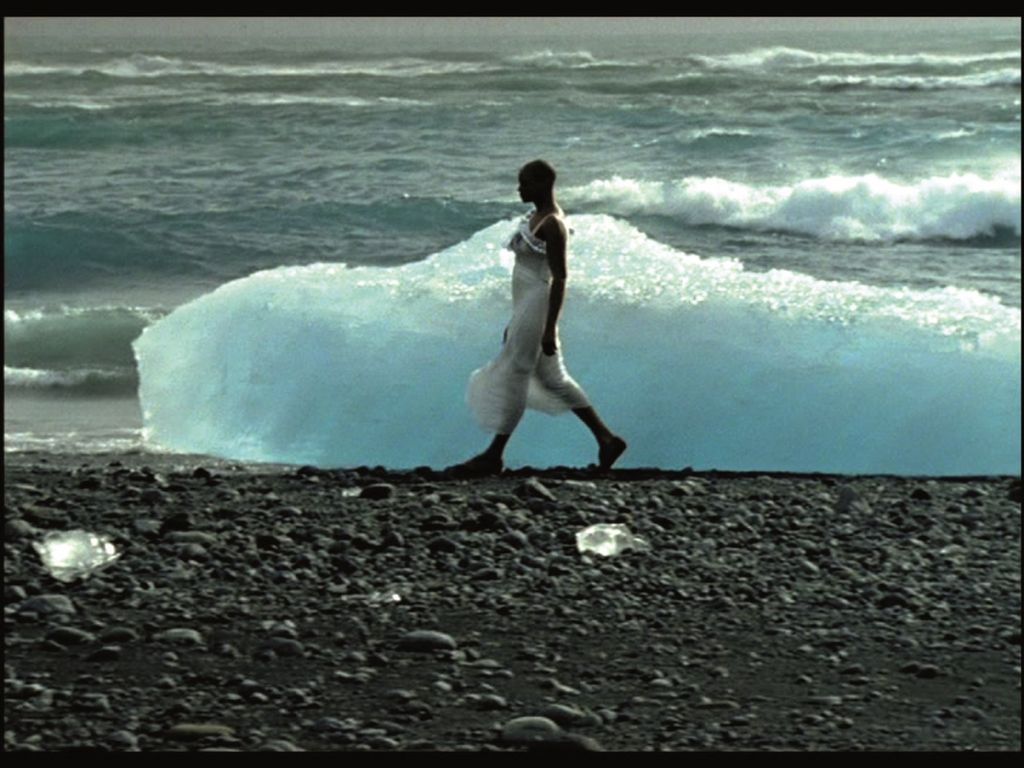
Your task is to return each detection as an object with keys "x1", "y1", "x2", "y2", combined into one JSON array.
[
  {"x1": 33, "y1": 530, "x2": 121, "y2": 582},
  {"x1": 576, "y1": 524, "x2": 650, "y2": 557},
  {"x1": 133, "y1": 215, "x2": 1021, "y2": 474}
]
